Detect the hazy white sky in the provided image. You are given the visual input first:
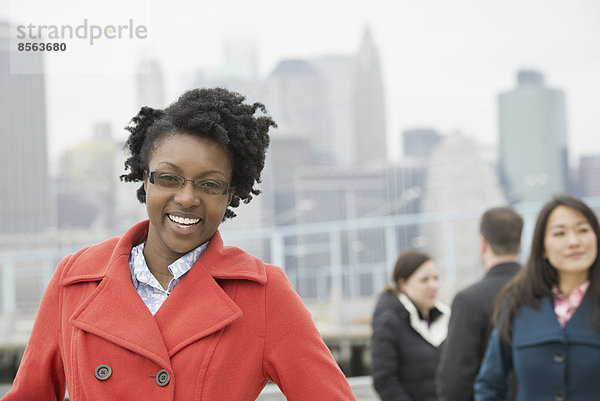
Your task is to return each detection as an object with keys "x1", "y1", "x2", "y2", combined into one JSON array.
[{"x1": 3, "y1": 0, "x2": 600, "y2": 167}]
